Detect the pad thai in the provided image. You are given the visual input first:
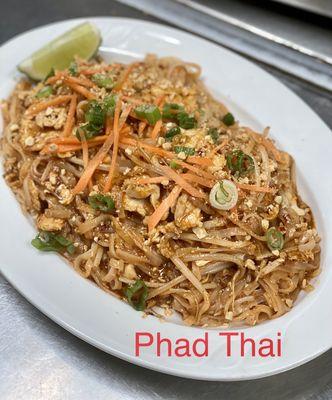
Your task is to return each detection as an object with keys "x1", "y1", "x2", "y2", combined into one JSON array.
[{"x1": 1, "y1": 55, "x2": 321, "y2": 326}]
